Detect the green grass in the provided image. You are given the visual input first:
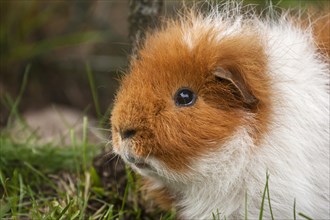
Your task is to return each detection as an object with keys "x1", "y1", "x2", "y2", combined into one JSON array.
[
  {"x1": 0, "y1": 63, "x2": 173, "y2": 219},
  {"x1": 0, "y1": 116, "x2": 174, "y2": 219},
  {"x1": 1, "y1": 116, "x2": 97, "y2": 219}
]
